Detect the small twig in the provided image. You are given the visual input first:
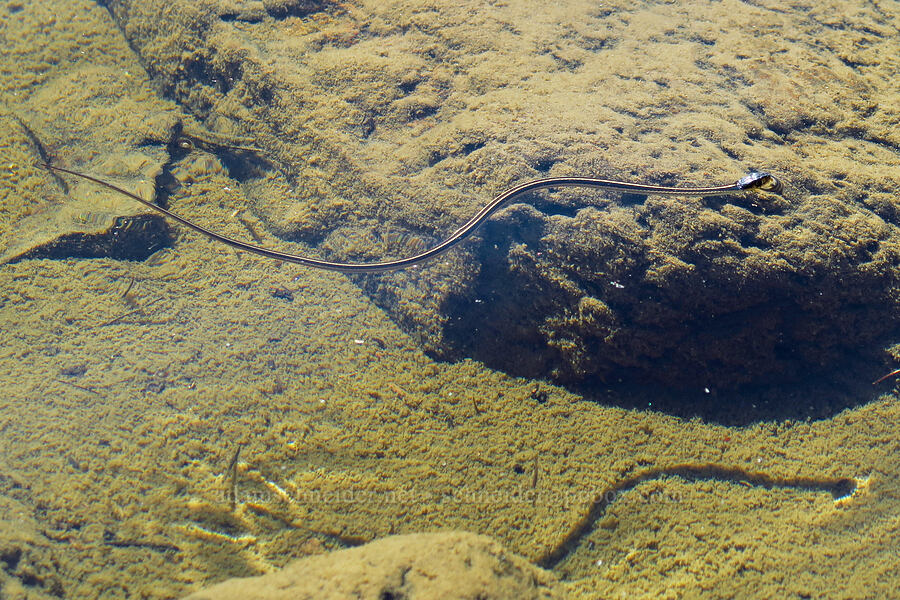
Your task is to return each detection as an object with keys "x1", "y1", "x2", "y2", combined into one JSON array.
[
  {"x1": 226, "y1": 445, "x2": 242, "y2": 512},
  {"x1": 121, "y1": 277, "x2": 135, "y2": 298},
  {"x1": 54, "y1": 378, "x2": 102, "y2": 396},
  {"x1": 93, "y1": 297, "x2": 163, "y2": 329},
  {"x1": 121, "y1": 278, "x2": 141, "y2": 309},
  {"x1": 94, "y1": 308, "x2": 143, "y2": 328},
  {"x1": 872, "y1": 368, "x2": 900, "y2": 385}
]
